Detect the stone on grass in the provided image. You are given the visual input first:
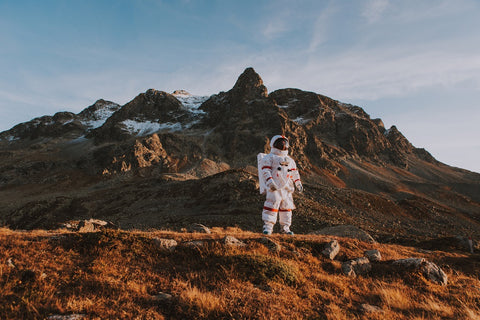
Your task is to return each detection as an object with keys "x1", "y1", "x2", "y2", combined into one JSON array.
[
  {"x1": 77, "y1": 219, "x2": 116, "y2": 232},
  {"x1": 342, "y1": 257, "x2": 371, "y2": 277},
  {"x1": 222, "y1": 235, "x2": 246, "y2": 247},
  {"x1": 259, "y1": 237, "x2": 281, "y2": 253},
  {"x1": 77, "y1": 220, "x2": 95, "y2": 232},
  {"x1": 187, "y1": 223, "x2": 211, "y2": 234},
  {"x1": 182, "y1": 240, "x2": 204, "y2": 248},
  {"x1": 393, "y1": 258, "x2": 448, "y2": 285},
  {"x1": 364, "y1": 249, "x2": 381, "y2": 262},
  {"x1": 153, "y1": 238, "x2": 178, "y2": 252},
  {"x1": 322, "y1": 240, "x2": 340, "y2": 260}
]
